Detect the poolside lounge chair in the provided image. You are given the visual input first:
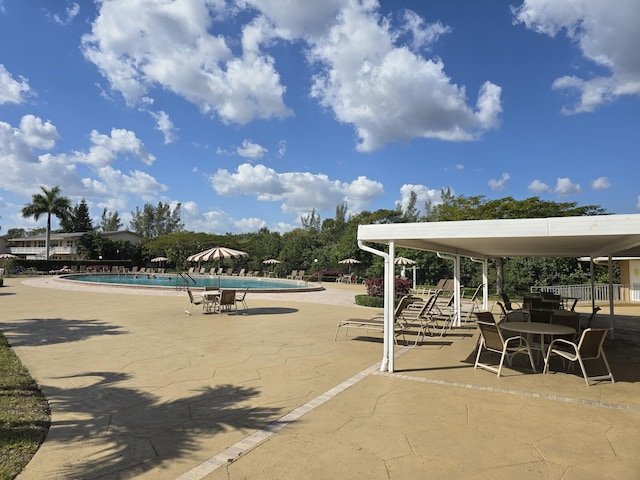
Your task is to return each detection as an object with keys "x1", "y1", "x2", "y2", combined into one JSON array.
[
  {"x1": 295, "y1": 270, "x2": 305, "y2": 280},
  {"x1": 287, "y1": 270, "x2": 298, "y2": 279},
  {"x1": 474, "y1": 313, "x2": 537, "y2": 377},
  {"x1": 543, "y1": 328, "x2": 614, "y2": 386},
  {"x1": 397, "y1": 293, "x2": 442, "y2": 344},
  {"x1": 335, "y1": 295, "x2": 414, "y2": 344}
]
